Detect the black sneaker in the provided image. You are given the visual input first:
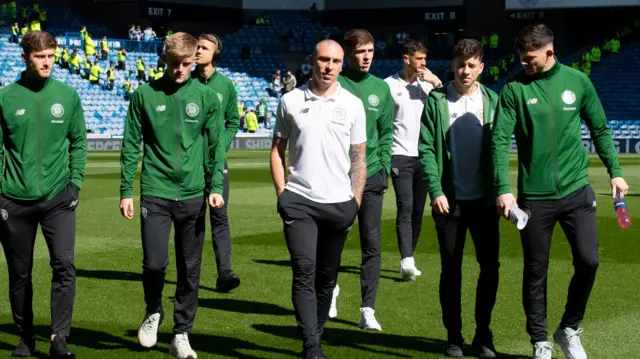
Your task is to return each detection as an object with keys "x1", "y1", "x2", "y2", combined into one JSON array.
[
  {"x1": 216, "y1": 273, "x2": 241, "y2": 293},
  {"x1": 472, "y1": 331, "x2": 498, "y2": 359},
  {"x1": 301, "y1": 345, "x2": 327, "y2": 359},
  {"x1": 11, "y1": 336, "x2": 35, "y2": 357},
  {"x1": 49, "y1": 336, "x2": 75, "y2": 359},
  {"x1": 445, "y1": 343, "x2": 464, "y2": 358}
]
